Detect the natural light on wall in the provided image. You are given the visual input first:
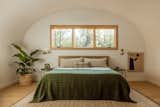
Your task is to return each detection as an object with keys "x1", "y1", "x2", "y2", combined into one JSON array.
[{"x1": 50, "y1": 25, "x2": 118, "y2": 50}]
